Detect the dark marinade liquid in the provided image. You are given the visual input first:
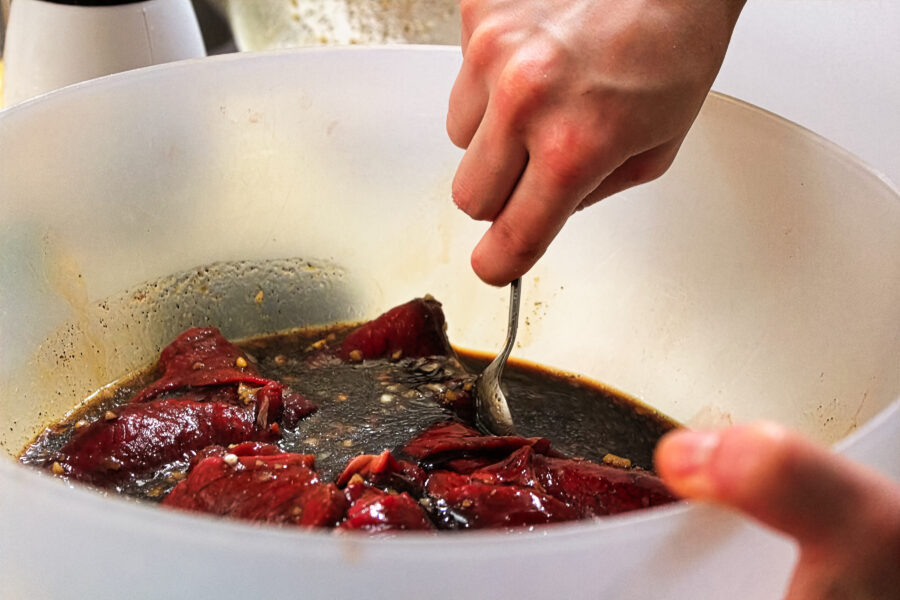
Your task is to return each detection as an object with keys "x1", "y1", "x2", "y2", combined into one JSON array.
[{"x1": 20, "y1": 324, "x2": 678, "y2": 501}]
